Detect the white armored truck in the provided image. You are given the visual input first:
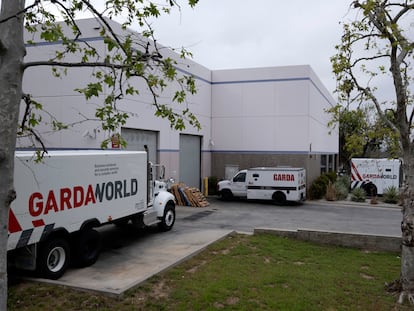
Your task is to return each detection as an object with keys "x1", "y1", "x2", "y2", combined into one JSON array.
[
  {"x1": 217, "y1": 167, "x2": 306, "y2": 204},
  {"x1": 8, "y1": 150, "x2": 176, "y2": 279},
  {"x1": 350, "y1": 158, "x2": 402, "y2": 196}
]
